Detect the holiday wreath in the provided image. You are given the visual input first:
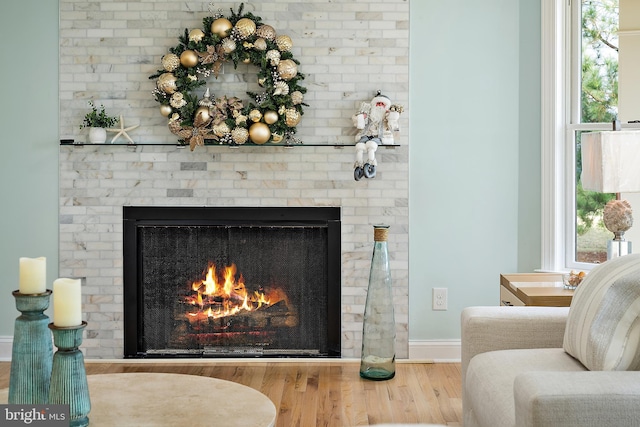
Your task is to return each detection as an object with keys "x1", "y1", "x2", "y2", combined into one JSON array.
[{"x1": 150, "y1": 4, "x2": 307, "y2": 150}]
